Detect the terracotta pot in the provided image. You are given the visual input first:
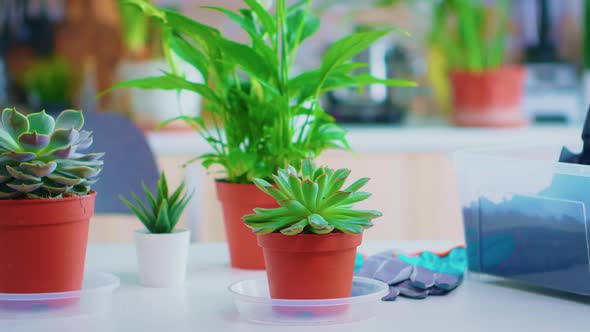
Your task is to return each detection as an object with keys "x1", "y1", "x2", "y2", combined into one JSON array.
[
  {"x1": 0, "y1": 193, "x2": 96, "y2": 293},
  {"x1": 450, "y1": 66, "x2": 526, "y2": 127},
  {"x1": 258, "y1": 232, "x2": 363, "y2": 299},
  {"x1": 216, "y1": 181, "x2": 277, "y2": 270}
]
